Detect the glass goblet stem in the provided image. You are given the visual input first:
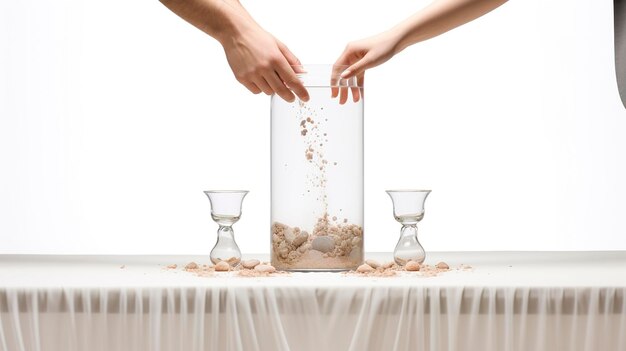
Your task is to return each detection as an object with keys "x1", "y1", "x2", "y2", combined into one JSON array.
[
  {"x1": 210, "y1": 225, "x2": 241, "y2": 265},
  {"x1": 393, "y1": 224, "x2": 425, "y2": 265}
]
